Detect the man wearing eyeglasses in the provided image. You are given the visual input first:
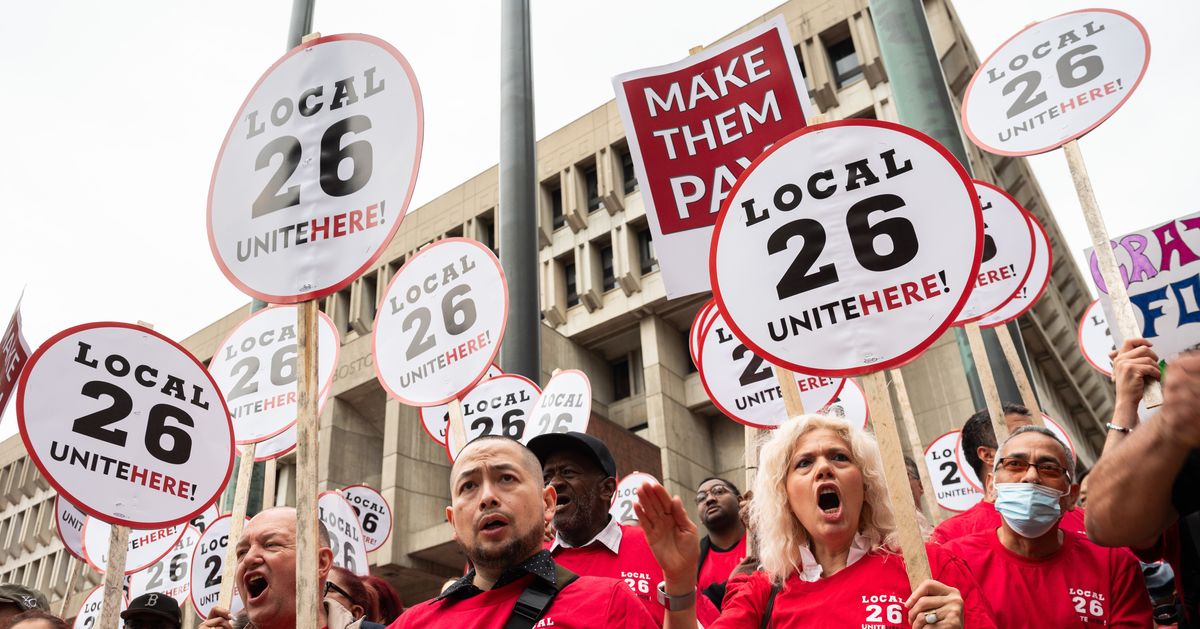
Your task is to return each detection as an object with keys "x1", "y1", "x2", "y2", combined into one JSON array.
[
  {"x1": 694, "y1": 477, "x2": 746, "y2": 610},
  {"x1": 943, "y1": 426, "x2": 1152, "y2": 627}
]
